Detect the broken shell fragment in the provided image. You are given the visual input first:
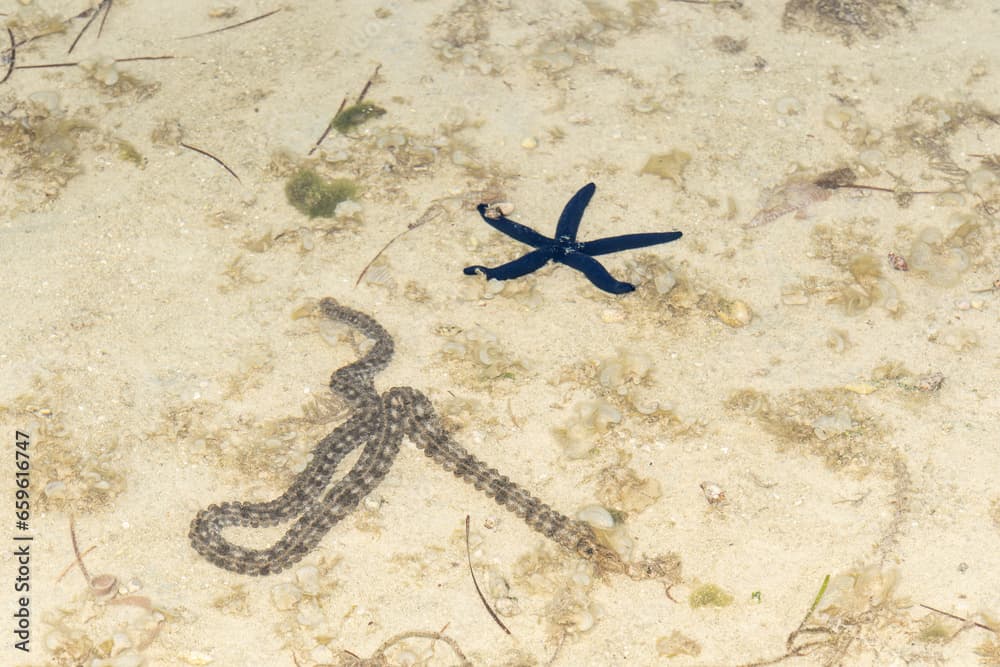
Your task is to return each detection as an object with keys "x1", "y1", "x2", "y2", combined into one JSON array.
[
  {"x1": 717, "y1": 300, "x2": 753, "y2": 328},
  {"x1": 699, "y1": 482, "x2": 725, "y2": 505}
]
